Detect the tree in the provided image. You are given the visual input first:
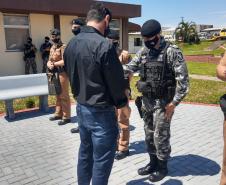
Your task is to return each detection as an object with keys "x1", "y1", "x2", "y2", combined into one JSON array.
[{"x1": 175, "y1": 20, "x2": 200, "y2": 44}]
